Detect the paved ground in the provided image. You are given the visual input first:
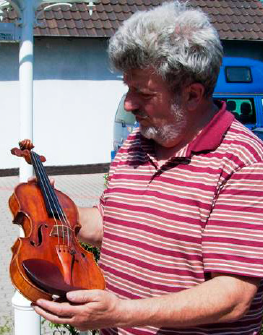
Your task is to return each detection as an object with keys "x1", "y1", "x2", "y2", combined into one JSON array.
[{"x1": 0, "y1": 173, "x2": 106, "y2": 335}]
